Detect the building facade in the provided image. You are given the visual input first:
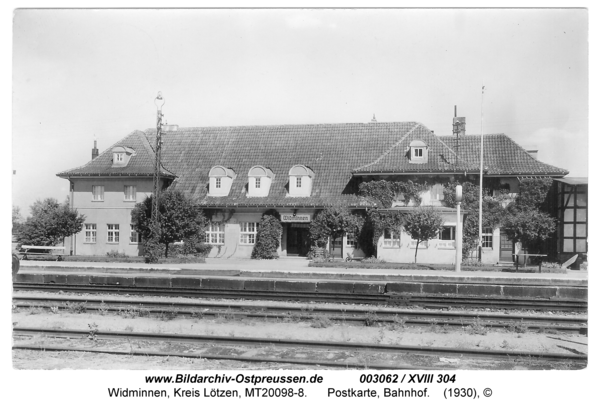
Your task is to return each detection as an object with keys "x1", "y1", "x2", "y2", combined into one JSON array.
[{"x1": 58, "y1": 120, "x2": 568, "y2": 263}]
